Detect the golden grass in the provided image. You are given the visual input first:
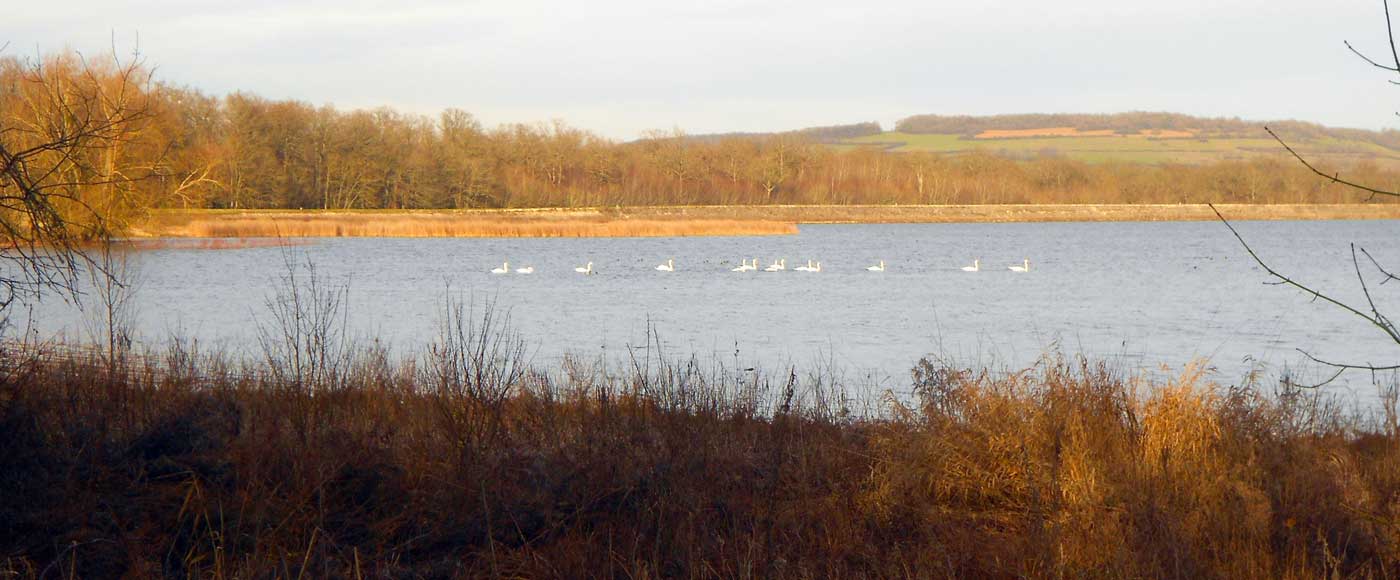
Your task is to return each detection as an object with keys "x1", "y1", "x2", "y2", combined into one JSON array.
[
  {"x1": 135, "y1": 204, "x2": 1400, "y2": 241},
  {"x1": 146, "y1": 212, "x2": 797, "y2": 238},
  {"x1": 5, "y1": 331, "x2": 1400, "y2": 577}
]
